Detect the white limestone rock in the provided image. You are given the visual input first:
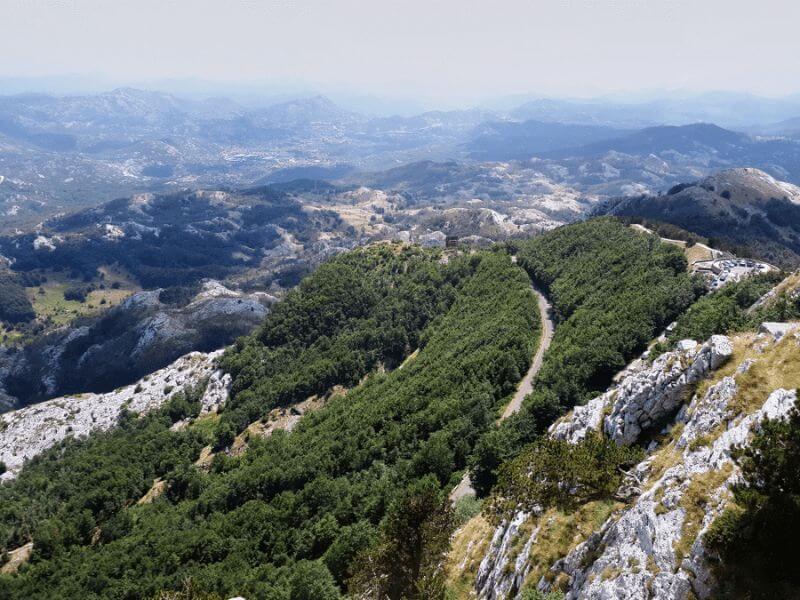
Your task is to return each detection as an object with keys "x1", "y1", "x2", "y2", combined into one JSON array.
[
  {"x1": 419, "y1": 231, "x2": 447, "y2": 247},
  {"x1": 604, "y1": 335, "x2": 732, "y2": 446},
  {"x1": 0, "y1": 349, "x2": 228, "y2": 481},
  {"x1": 474, "y1": 334, "x2": 786, "y2": 600},
  {"x1": 543, "y1": 387, "x2": 797, "y2": 600},
  {"x1": 201, "y1": 368, "x2": 232, "y2": 414},
  {"x1": 759, "y1": 321, "x2": 800, "y2": 341},
  {"x1": 475, "y1": 511, "x2": 532, "y2": 599},
  {"x1": 551, "y1": 336, "x2": 732, "y2": 447}
]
